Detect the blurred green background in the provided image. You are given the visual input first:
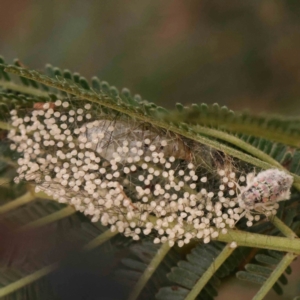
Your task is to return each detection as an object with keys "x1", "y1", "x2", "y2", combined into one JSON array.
[
  {"x1": 1, "y1": 1, "x2": 300, "y2": 299},
  {"x1": 1, "y1": 0, "x2": 300, "y2": 114}
]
